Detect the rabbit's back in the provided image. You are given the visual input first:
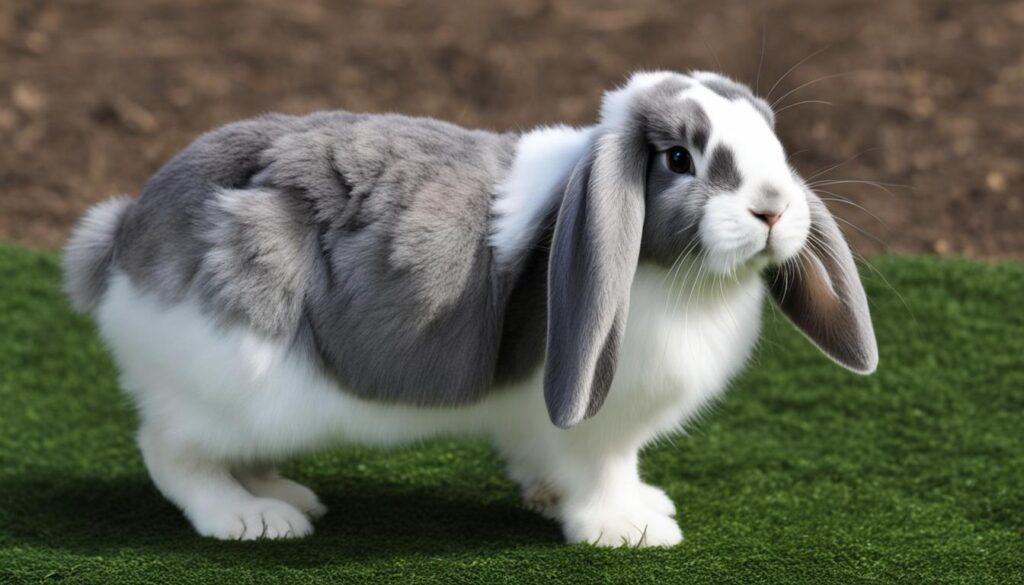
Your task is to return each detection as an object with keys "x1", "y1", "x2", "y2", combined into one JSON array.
[
  {"x1": 116, "y1": 113, "x2": 317, "y2": 302},
  {"x1": 112, "y1": 111, "x2": 536, "y2": 408}
]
